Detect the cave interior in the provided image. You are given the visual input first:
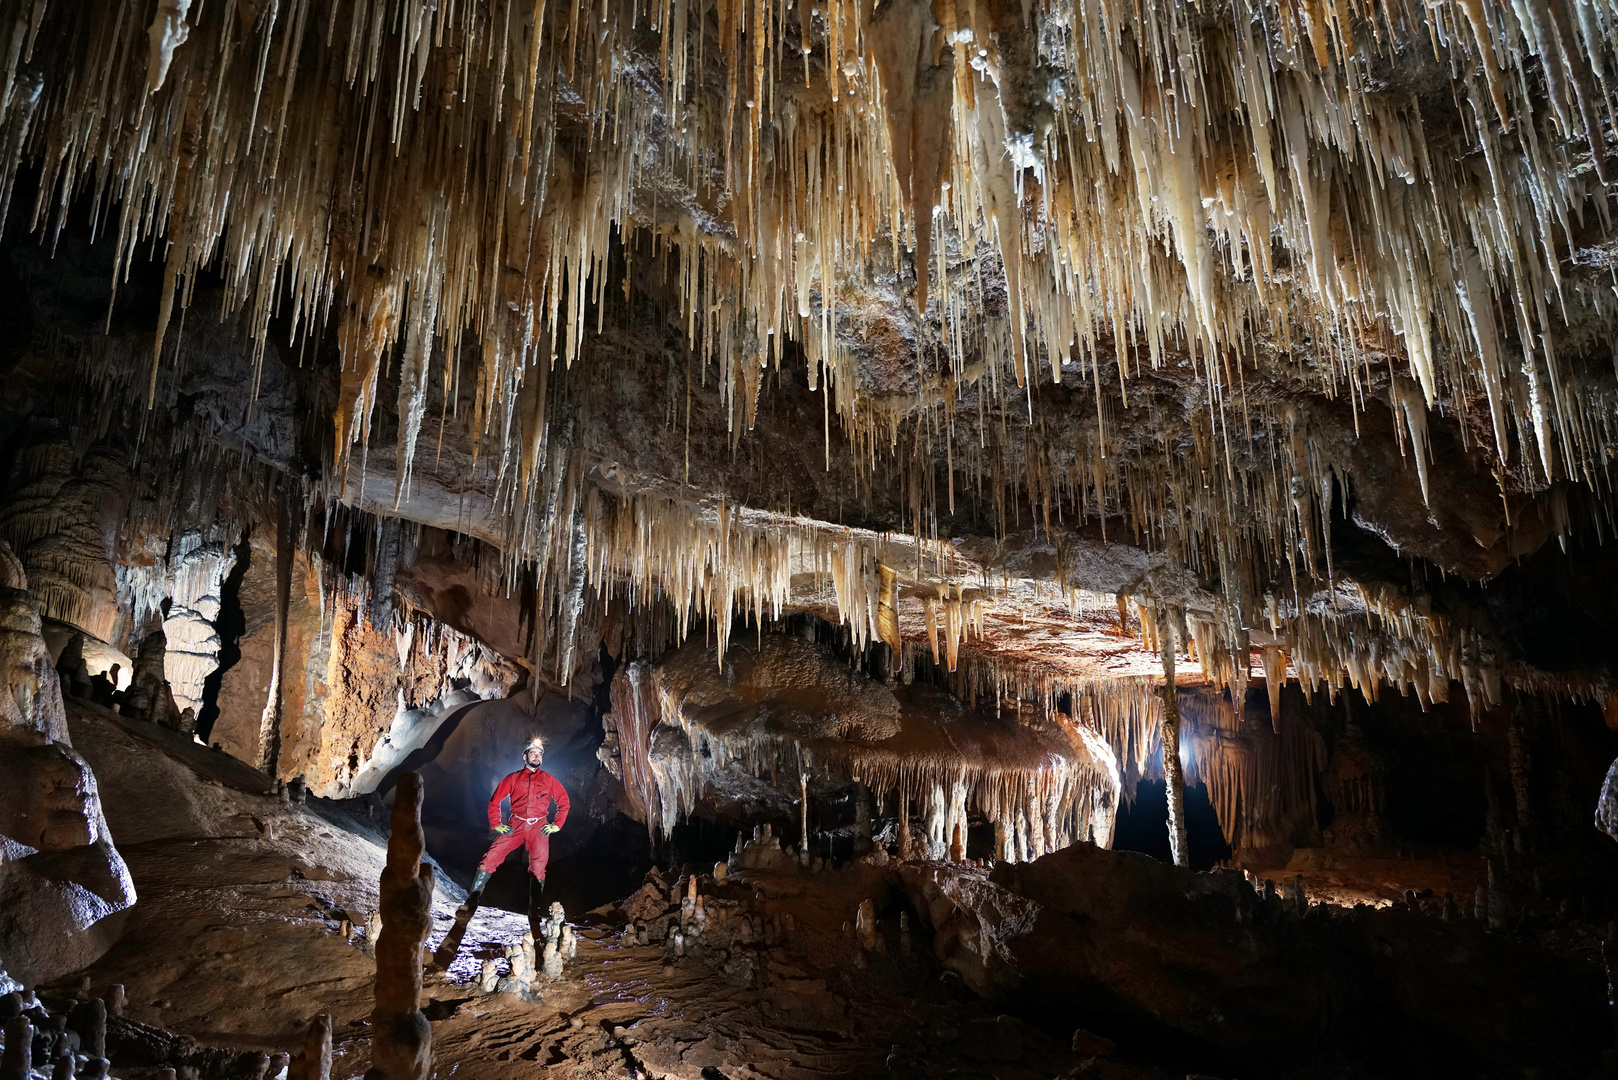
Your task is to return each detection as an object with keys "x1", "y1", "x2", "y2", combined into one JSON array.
[{"x1": 4, "y1": 0, "x2": 1618, "y2": 1076}]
